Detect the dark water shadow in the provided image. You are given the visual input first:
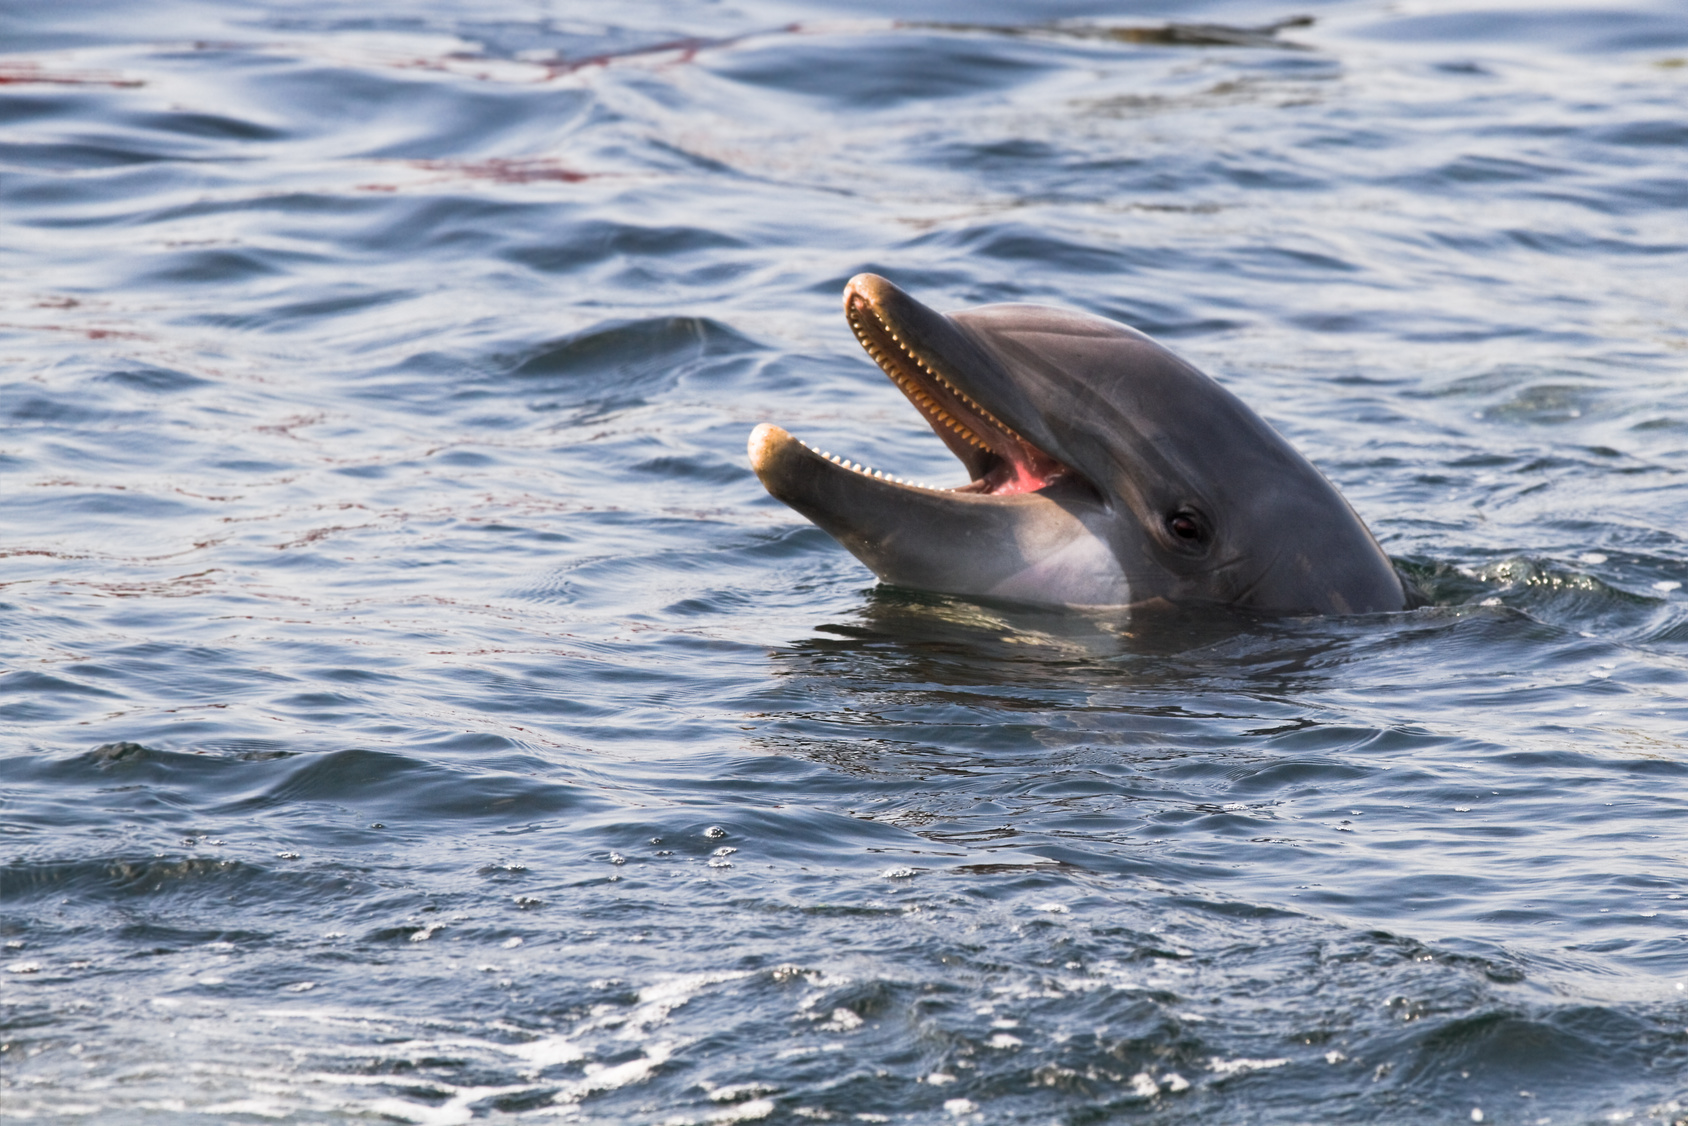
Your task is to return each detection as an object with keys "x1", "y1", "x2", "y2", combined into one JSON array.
[{"x1": 911, "y1": 15, "x2": 1317, "y2": 51}]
